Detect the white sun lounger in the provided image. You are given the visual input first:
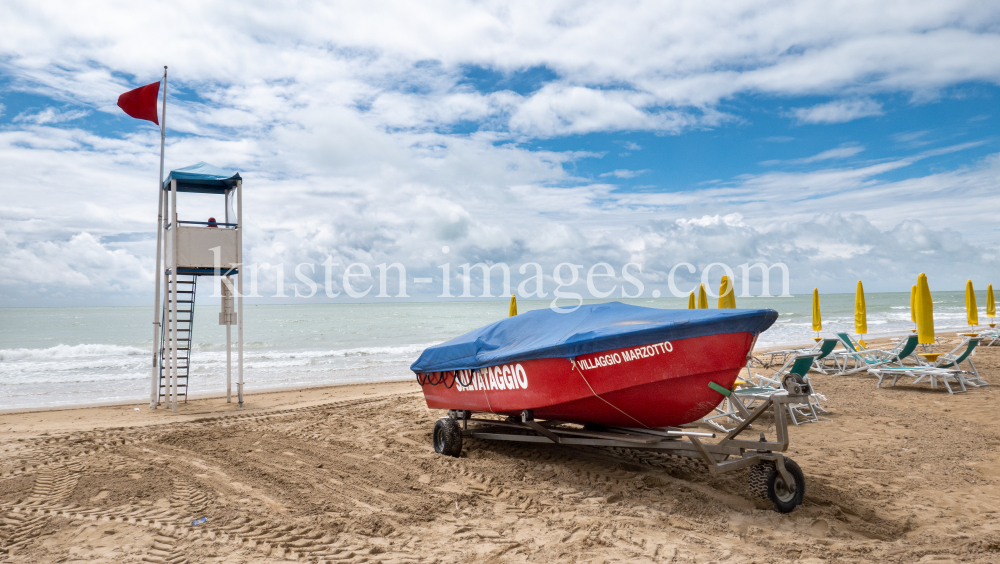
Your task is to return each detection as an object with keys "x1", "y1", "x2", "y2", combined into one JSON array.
[
  {"x1": 868, "y1": 338, "x2": 984, "y2": 393},
  {"x1": 704, "y1": 354, "x2": 824, "y2": 432},
  {"x1": 818, "y1": 333, "x2": 919, "y2": 376}
]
